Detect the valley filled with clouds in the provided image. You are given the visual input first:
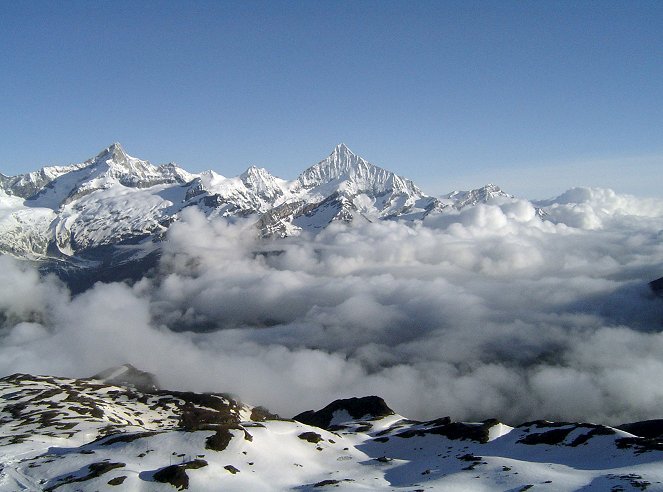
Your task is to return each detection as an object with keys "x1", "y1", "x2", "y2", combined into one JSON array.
[{"x1": 2, "y1": 187, "x2": 663, "y2": 425}]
